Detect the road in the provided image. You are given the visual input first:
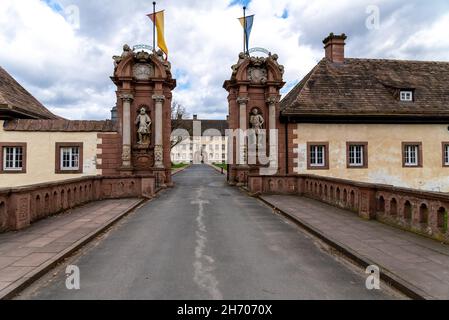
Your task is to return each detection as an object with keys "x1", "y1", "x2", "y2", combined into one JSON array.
[{"x1": 19, "y1": 165, "x2": 396, "y2": 299}]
